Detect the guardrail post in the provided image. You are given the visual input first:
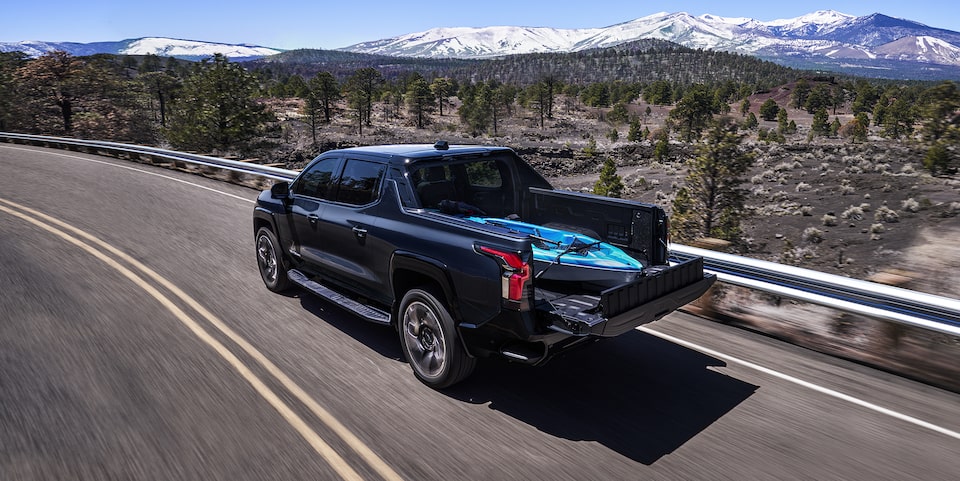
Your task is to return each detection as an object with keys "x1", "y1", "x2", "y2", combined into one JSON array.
[
  {"x1": 867, "y1": 269, "x2": 915, "y2": 349},
  {"x1": 686, "y1": 237, "x2": 731, "y2": 317}
]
